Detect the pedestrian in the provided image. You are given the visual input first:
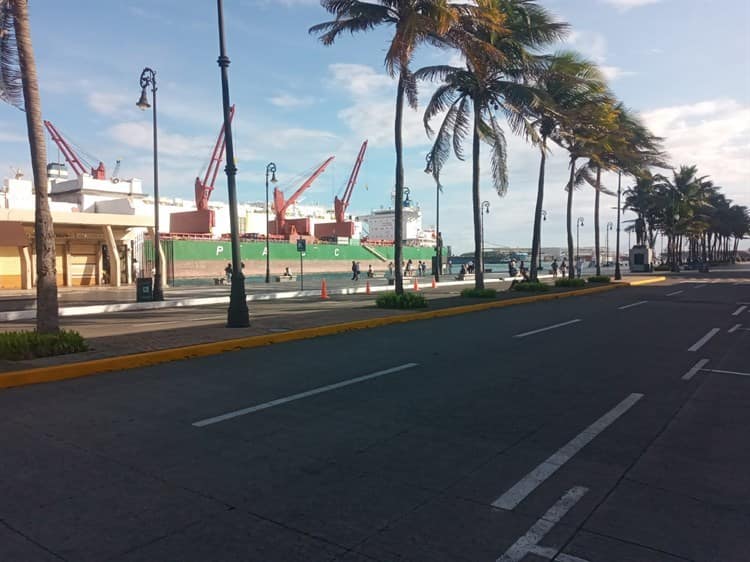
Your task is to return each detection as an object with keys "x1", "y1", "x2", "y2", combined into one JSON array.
[
  {"x1": 351, "y1": 260, "x2": 357, "y2": 281},
  {"x1": 224, "y1": 262, "x2": 232, "y2": 283},
  {"x1": 406, "y1": 259, "x2": 413, "y2": 275},
  {"x1": 560, "y1": 258, "x2": 568, "y2": 278},
  {"x1": 367, "y1": 264, "x2": 374, "y2": 278},
  {"x1": 447, "y1": 258, "x2": 452, "y2": 274},
  {"x1": 575, "y1": 257, "x2": 583, "y2": 278},
  {"x1": 355, "y1": 261, "x2": 361, "y2": 280},
  {"x1": 551, "y1": 258, "x2": 559, "y2": 278}
]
